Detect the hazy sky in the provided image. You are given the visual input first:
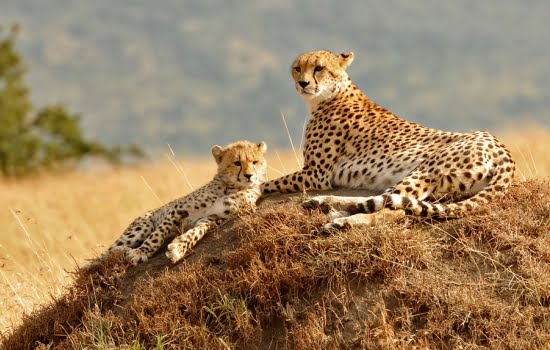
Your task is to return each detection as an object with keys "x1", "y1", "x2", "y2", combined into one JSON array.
[{"x1": 1, "y1": 0, "x2": 548, "y2": 155}]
